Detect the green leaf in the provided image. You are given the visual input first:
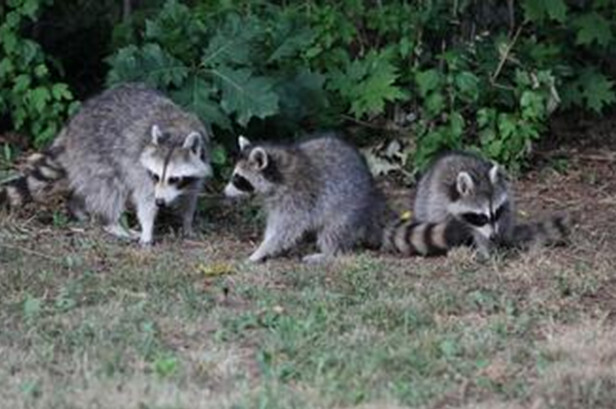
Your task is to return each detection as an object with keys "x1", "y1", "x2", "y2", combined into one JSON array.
[
  {"x1": 497, "y1": 113, "x2": 517, "y2": 139},
  {"x1": 416, "y1": 69, "x2": 441, "y2": 98},
  {"x1": 51, "y1": 83, "x2": 72, "y2": 101},
  {"x1": 448, "y1": 112, "x2": 465, "y2": 140},
  {"x1": 13, "y1": 74, "x2": 32, "y2": 93},
  {"x1": 212, "y1": 67, "x2": 279, "y2": 126},
  {"x1": 267, "y1": 20, "x2": 314, "y2": 63},
  {"x1": 425, "y1": 92, "x2": 445, "y2": 116},
  {"x1": 522, "y1": 0, "x2": 567, "y2": 23},
  {"x1": 2, "y1": 31, "x2": 18, "y2": 54},
  {"x1": 328, "y1": 50, "x2": 405, "y2": 118},
  {"x1": 477, "y1": 108, "x2": 496, "y2": 129},
  {"x1": 211, "y1": 144, "x2": 227, "y2": 166},
  {"x1": 578, "y1": 69, "x2": 615, "y2": 113},
  {"x1": 33, "y1": 64, "x2": 48, "y2": 78},
  {"x1": 520, "y1": 90, "x2": 545, "y2": 120},
  {"x1": 171, "y1": 75, "x2": 231, "y2": 130},
  {"x1": 21, "y1": 0, "x2": 41, "y2": 20},
  {"x1": 349, "y1": 55, "x2": 405, "y2": 117},
  {"x1": 274, "y1": 69, "x2": 329, "y2": 122},
  {"x1": 29, "y1": 86, "x2": 51, "y2": 113},
  {"x1": 454, "y1": 71, "x2": 479, "y2": 101},
  {"x1": 573, "y1": 12, "x2": 613, "y2": 47},
  {"x1": 106, "y1": 44, "x2": 189, "y2": 88}
]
